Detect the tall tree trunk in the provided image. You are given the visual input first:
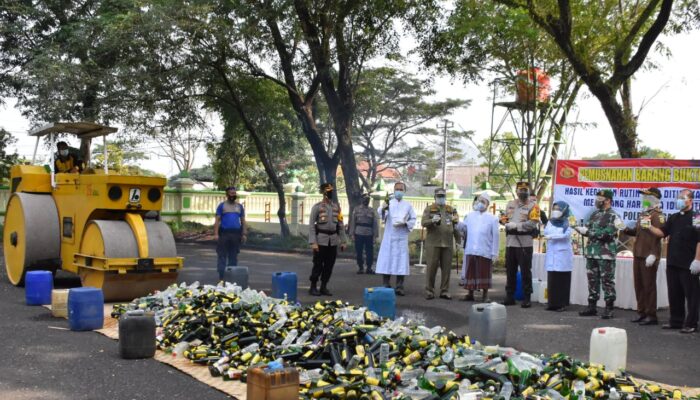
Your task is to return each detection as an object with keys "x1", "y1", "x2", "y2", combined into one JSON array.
[
  {"x1": 218, "y1": 72, "x2": 292, "y2": 238},
  {"x1": 583, "y1": 81, "x2": 638, "y2": 158}
]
